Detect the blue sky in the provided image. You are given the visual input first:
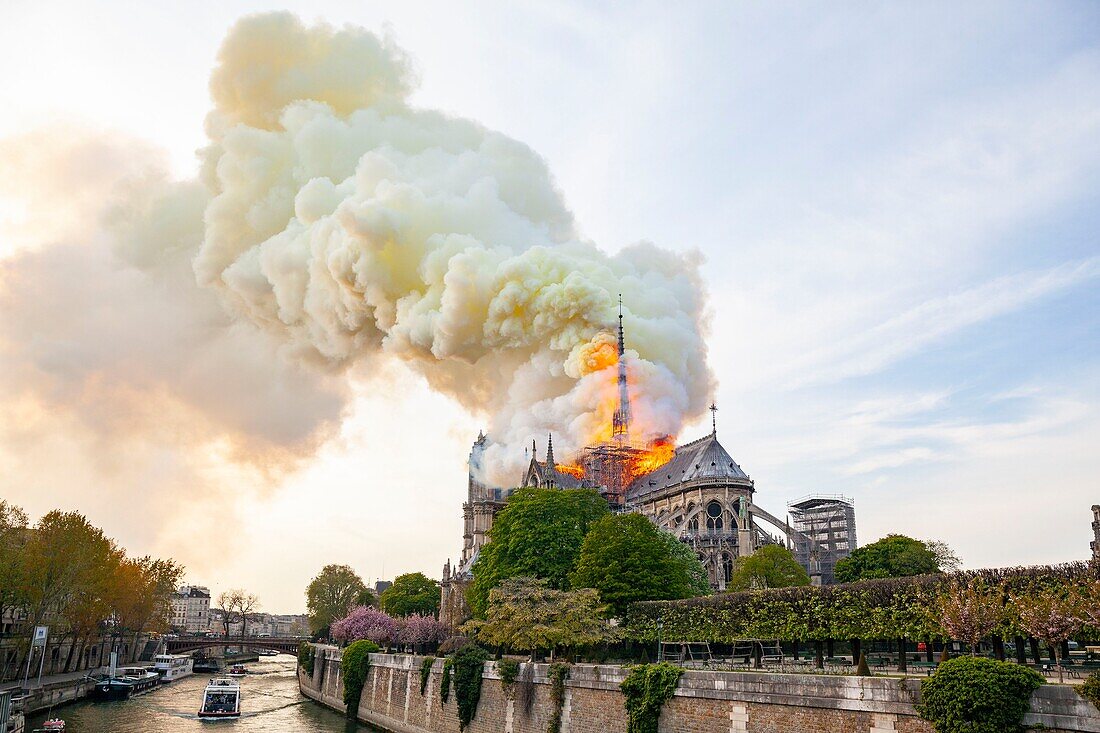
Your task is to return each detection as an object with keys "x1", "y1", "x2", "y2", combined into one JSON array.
[{"x1": 1, "y1": 1, "x2": 1097, "y2": 609}]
